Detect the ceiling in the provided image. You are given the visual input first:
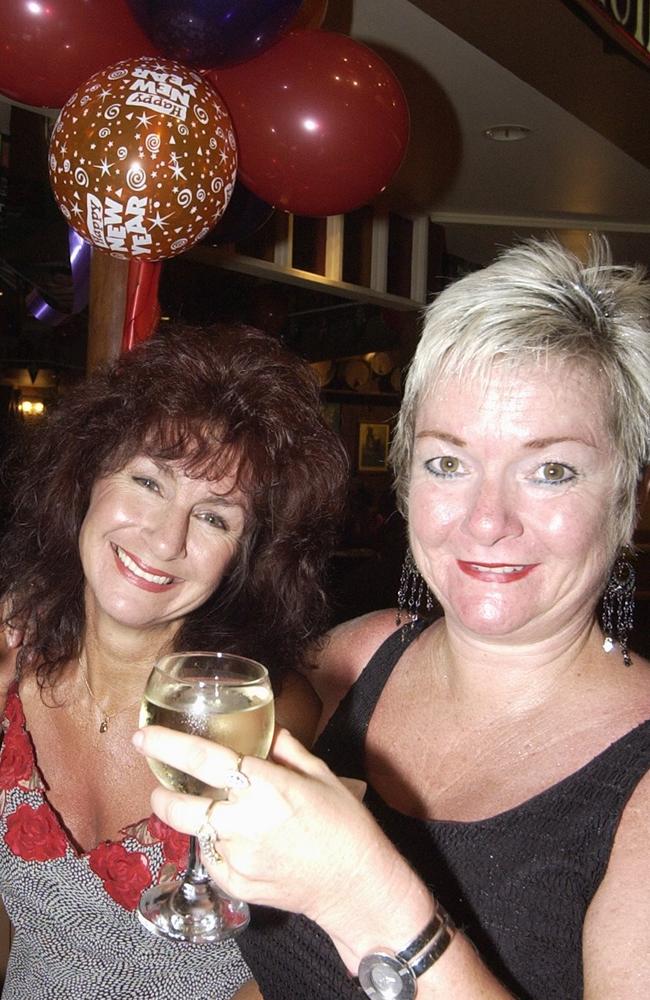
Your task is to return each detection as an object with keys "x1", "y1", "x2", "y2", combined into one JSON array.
[{"x1": 332, "y1": 0, "x2": 650, "y2": 267}]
